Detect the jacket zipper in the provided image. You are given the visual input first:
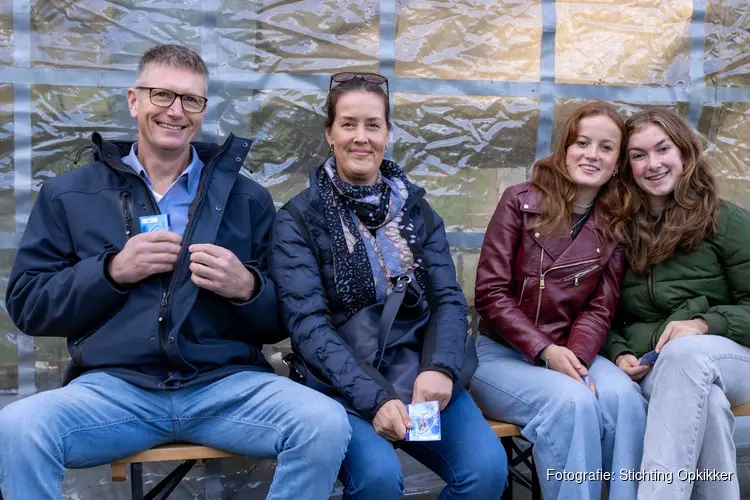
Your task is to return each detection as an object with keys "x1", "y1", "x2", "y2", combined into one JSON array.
[
  {"x1": 647, "y1": 266, "x2": 656, "y2": 304},
  {"x1": 158, "y1": 140, "x2": 232, "y2": 360},
  {"x1": 562, "y1": 264, "x2": 600, "y2": 286},
  {"x1": 119, "y1": 191, "x2": 134, "y2": 238},
  {"x1": 518, "y1": 276, "x2": 528, "y2": 305},
  {"x1": 535, "y1": 251, "x2": 600, "y2": 325}
]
